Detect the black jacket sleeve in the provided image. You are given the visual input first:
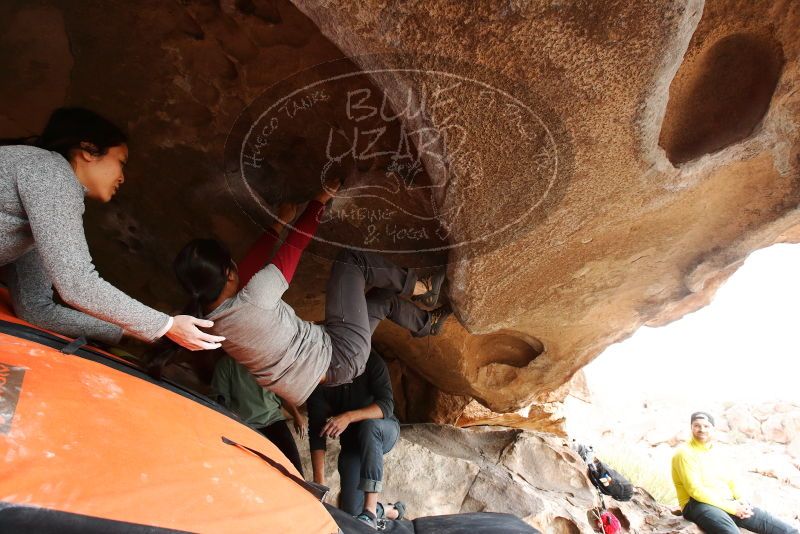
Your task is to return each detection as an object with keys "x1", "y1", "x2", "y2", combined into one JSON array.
[
  {"x1": 306, "y1": 386, "x2": 329, "y2": 451},
  {"x1": 368, "y1": 355, "x2": 395, "y2": 419}
]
